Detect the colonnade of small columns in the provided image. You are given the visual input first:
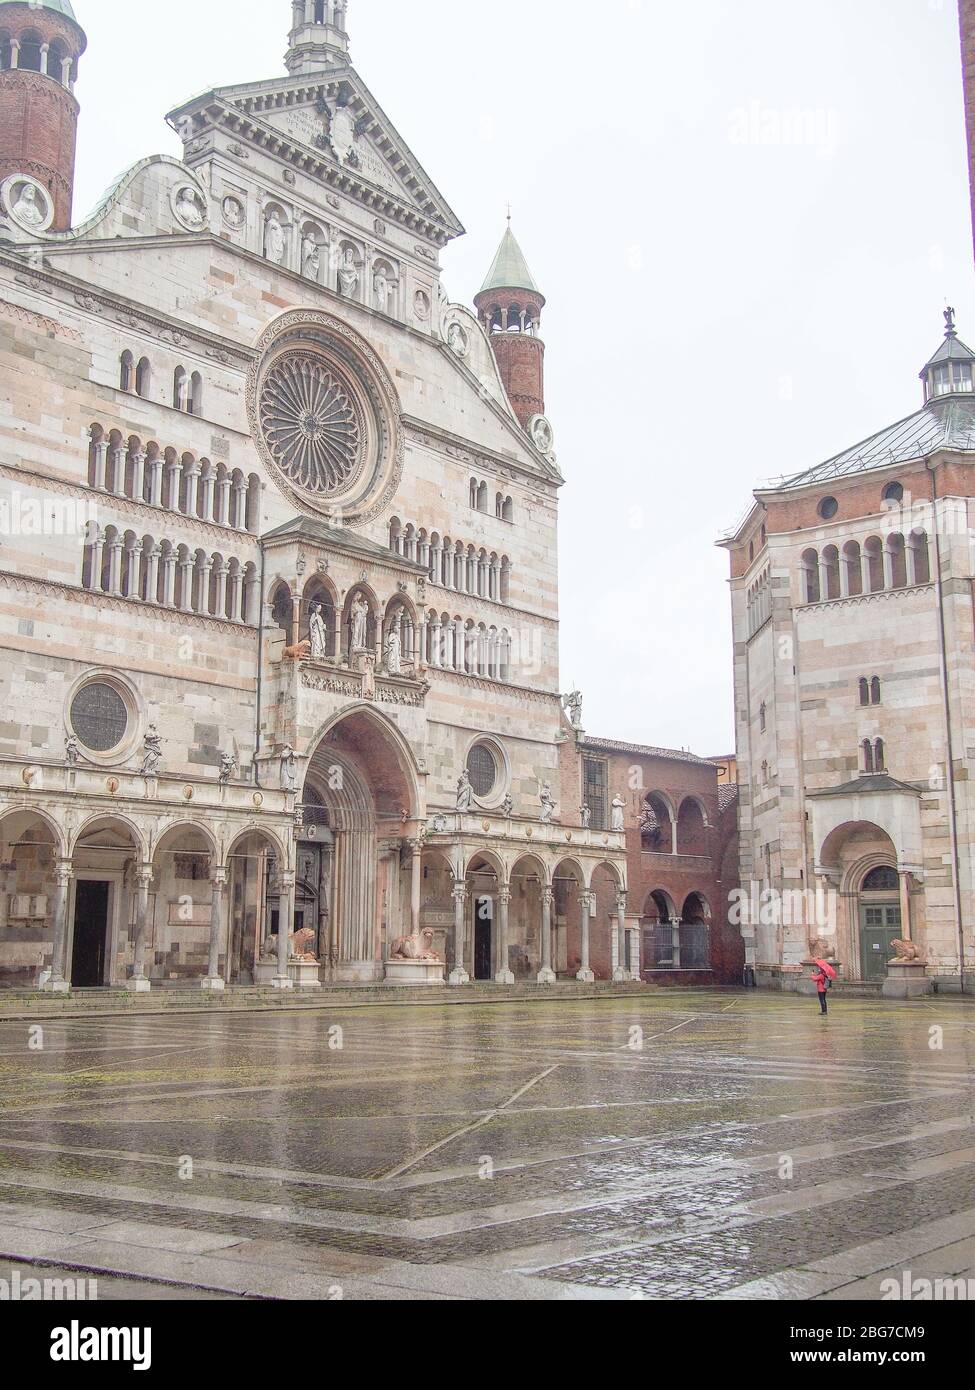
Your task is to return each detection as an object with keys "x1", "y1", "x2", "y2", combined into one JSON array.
[{"x1": 83, "y1": 525, "x2": 260, "y2": 624}]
